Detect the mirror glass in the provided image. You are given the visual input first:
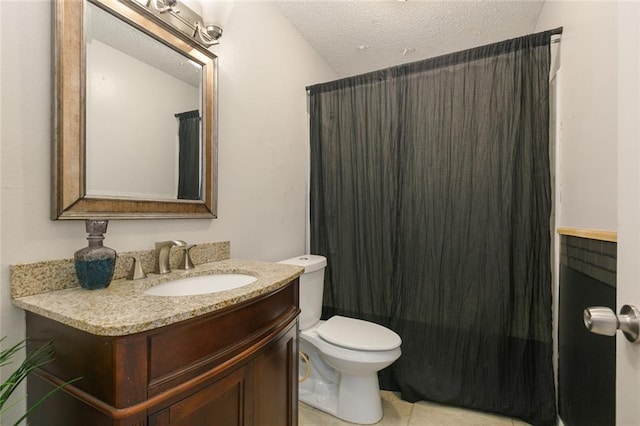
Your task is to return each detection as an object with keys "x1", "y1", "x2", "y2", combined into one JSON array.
[
  {"x1": 85, "y1": 2, "x2": 203, "y2": 201},
  {"x1": 52, "y1": 0, "x2": 218, "y2": 219}
]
